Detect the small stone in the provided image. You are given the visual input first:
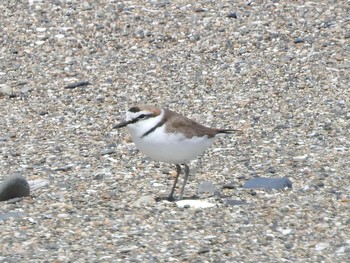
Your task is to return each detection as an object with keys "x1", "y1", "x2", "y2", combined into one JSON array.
[
  {"x1": 36, "y1": 27, "x2": 47, "y2": 32},
  {"x1": 249, "y1": 190, "x2": 257, "y2": 196},
  {"x1": 222, "y1": 184, "x2": 235, "y2": 189},
  {"x1": 0, "y1": 84, "x2": 12, "y2": 96},
  {"x1": 316, "y1": 181, "x2": 325, "y2": 187},
  {"x1": 35, "y1": 40, "x2": 46, "y2": 46},
  {"x1": 285, "y1": 243, "x2": 293, "y2": 249},
  {"x1": 293, "y1": 155, "x2": 308, "y2": 161},
  {"x1": 315, "y1": 242, "x2": 330, "y2": 251},
  {"x1": 28, "y1": 179, "x2": 49, "y2": 191},
  {"x1": 82, "y1": 3, "x2": 92, "y2": 10},
  {"x1": 294, "y1": 37, "x2": 305, "y2": 43},
  {"x1": 55, "y1": 34, "x2": 65, "y2": 39},
  {"x1": 0, "y1": 211, "x2": 26, "y2": 221},
  {"x1": 119, "y1": 246, "x2": 138, "y2": 253},
  {"x1": 133, "y1": 195, "x2": 155, "y2": 207},
  {"x1": 0, "y1": 174, "x2": 30, "y2": 201},
  {"x1": 53, "y1": 165, "x2": 74, "y2": 172},
  {"x1": 64, "y1": 81, "x2": 90, "y2": 89},
  {"x1": 267, "y1": 167, "x2": 277, "y2": 174},
  {"x1": 161, "y1": 168, "x2": 171, "y2": 174},
  {"x1": 101, "y1": 192, "x2": 112, "y2": 200},
  {"x1": 6, "y1": 197, "x2": 24, "y2": 204},
  {"x1": 227, "y1": 12, "x2": 237, "y2": 19},
  {"x1": 20, "y1": 86, "x2": 30, "y2": 93},
  {"x1": 198, "y1": 247, "x2": 210, "y2": 254},
  {"x1": 194, "y1": 8, "x2": 206, "y2": 13},
  {"x1": 336, "y1": 246, "x2": 346, "y2": 254},
  {"x1": 279, "y1": 228, "x2": 293, "y2": 235},
  {"x1": 243, "y1": 177, "x2": 292, "y2": 190},
  {"x1": 93, "y1": 174, "x2": 104, "y2": 180},
  {"x1": 100, "y1": 149, "x2": 116, "y2": 155},
  {"x1": 198, "y1": 181, "x2": 217, "y2": 194},
  {"x1": 0, "y1": 136, "x2": 9, "y2": 141}
]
